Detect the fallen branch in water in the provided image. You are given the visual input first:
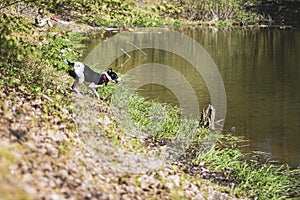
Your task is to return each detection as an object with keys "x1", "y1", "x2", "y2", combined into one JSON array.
[{"x1": 126, "y1": 41, "x2": 147, "y2": 56}]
